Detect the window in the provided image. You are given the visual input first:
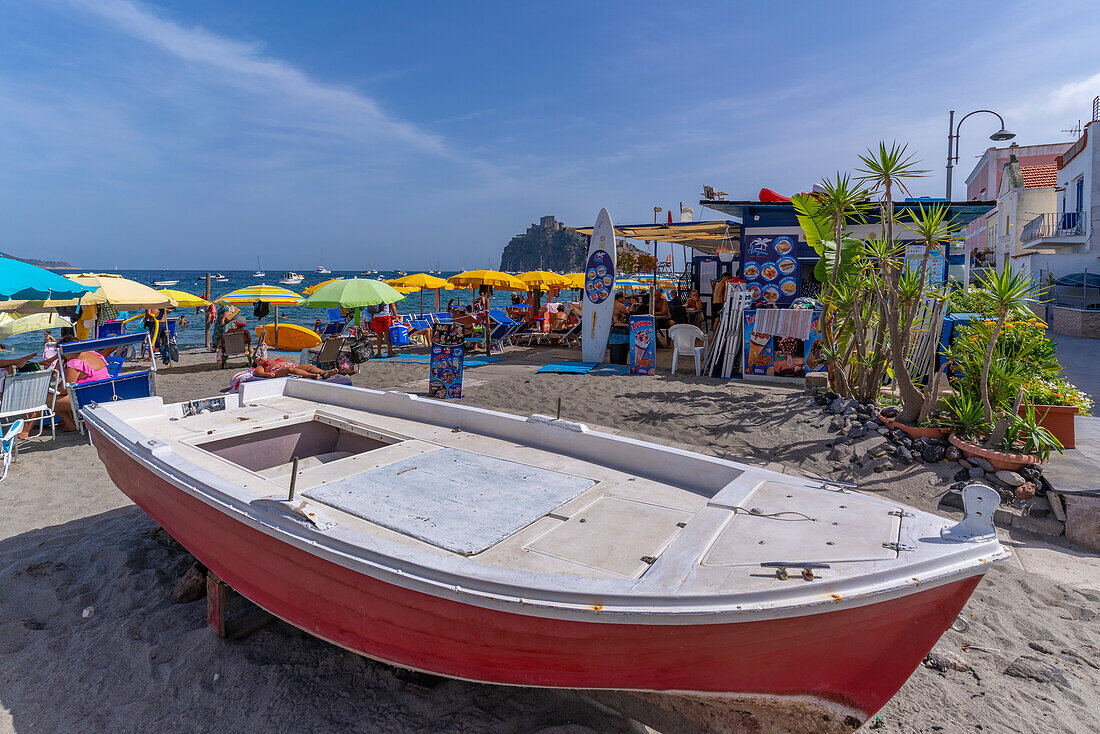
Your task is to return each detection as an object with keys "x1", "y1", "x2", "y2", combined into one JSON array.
[{"x1": 1076, "y1": 177, "x2": 1084, "y2": 214}]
